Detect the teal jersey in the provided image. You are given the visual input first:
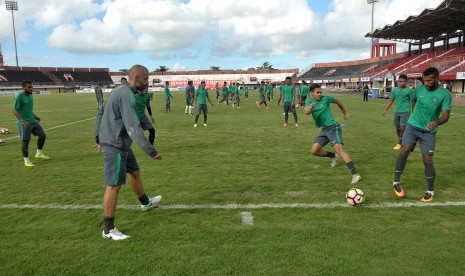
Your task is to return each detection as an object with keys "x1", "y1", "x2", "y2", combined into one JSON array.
[
  {"x1": 13, "y1": 92, "x2": 35, "y2": 125},
  {"x1": 215, "y1": 84, "x2": 219, "y2": 92},
  {"x1": 196, "y1": 86, "x2": 209, "y2": 105},
  {"x1": 390, "y1": 87, "x2": 413, "y2": 113},
  {"x1": 229, "y1": 85, "x2": 235, "y2": 96},
  {"x1": 135, "y1": 92, "x2": 151, "y2": 118},
  {"x1": 408, "y1": 85, "x2": 452, "y2": 133},
  {"x1": 259, "y1": 85, "x2": 266, "y2": 95},
  {"x1": 243, "y1": 86, "x2": 249, "y2": 93},
  {"x1": 222, "y1": 85, "x2": 228, "y2": 95},
  {"x1": 164, "y1": 87, "x2": 172, "y2": 98},
  {"x1": 300, "y1": 84, "x2": 310, "y2": 98},
  {"x1": 281, "y1": 84, "x2": 296, "y2": 103},
  {"x1": 305, "y1": 96, "x2": 337, "y2": 128},
  {"x1": 267, "y1": 84, "x2": 273, "y2": 93}
]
